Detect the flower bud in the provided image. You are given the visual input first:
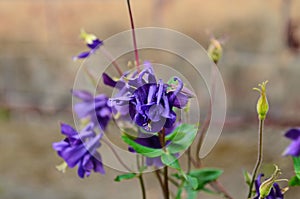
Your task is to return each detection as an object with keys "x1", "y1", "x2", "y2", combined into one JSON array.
[
  {"x1": 207, "y1": 38, "x2": 223, "y2": 64},
  {"x1": 253, "y1": 81, "x2": 269, "y2": 120}
]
